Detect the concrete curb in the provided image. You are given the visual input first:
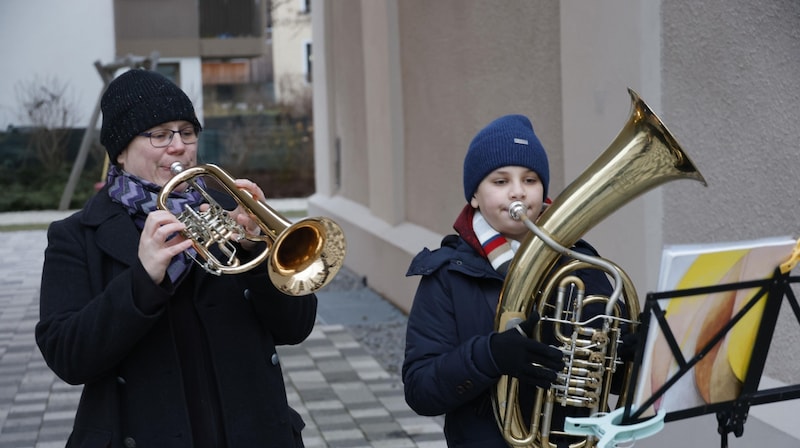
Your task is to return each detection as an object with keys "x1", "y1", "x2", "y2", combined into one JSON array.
[{"x1": 0, "y1": 197, "x2": 309, "y2": 227}]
